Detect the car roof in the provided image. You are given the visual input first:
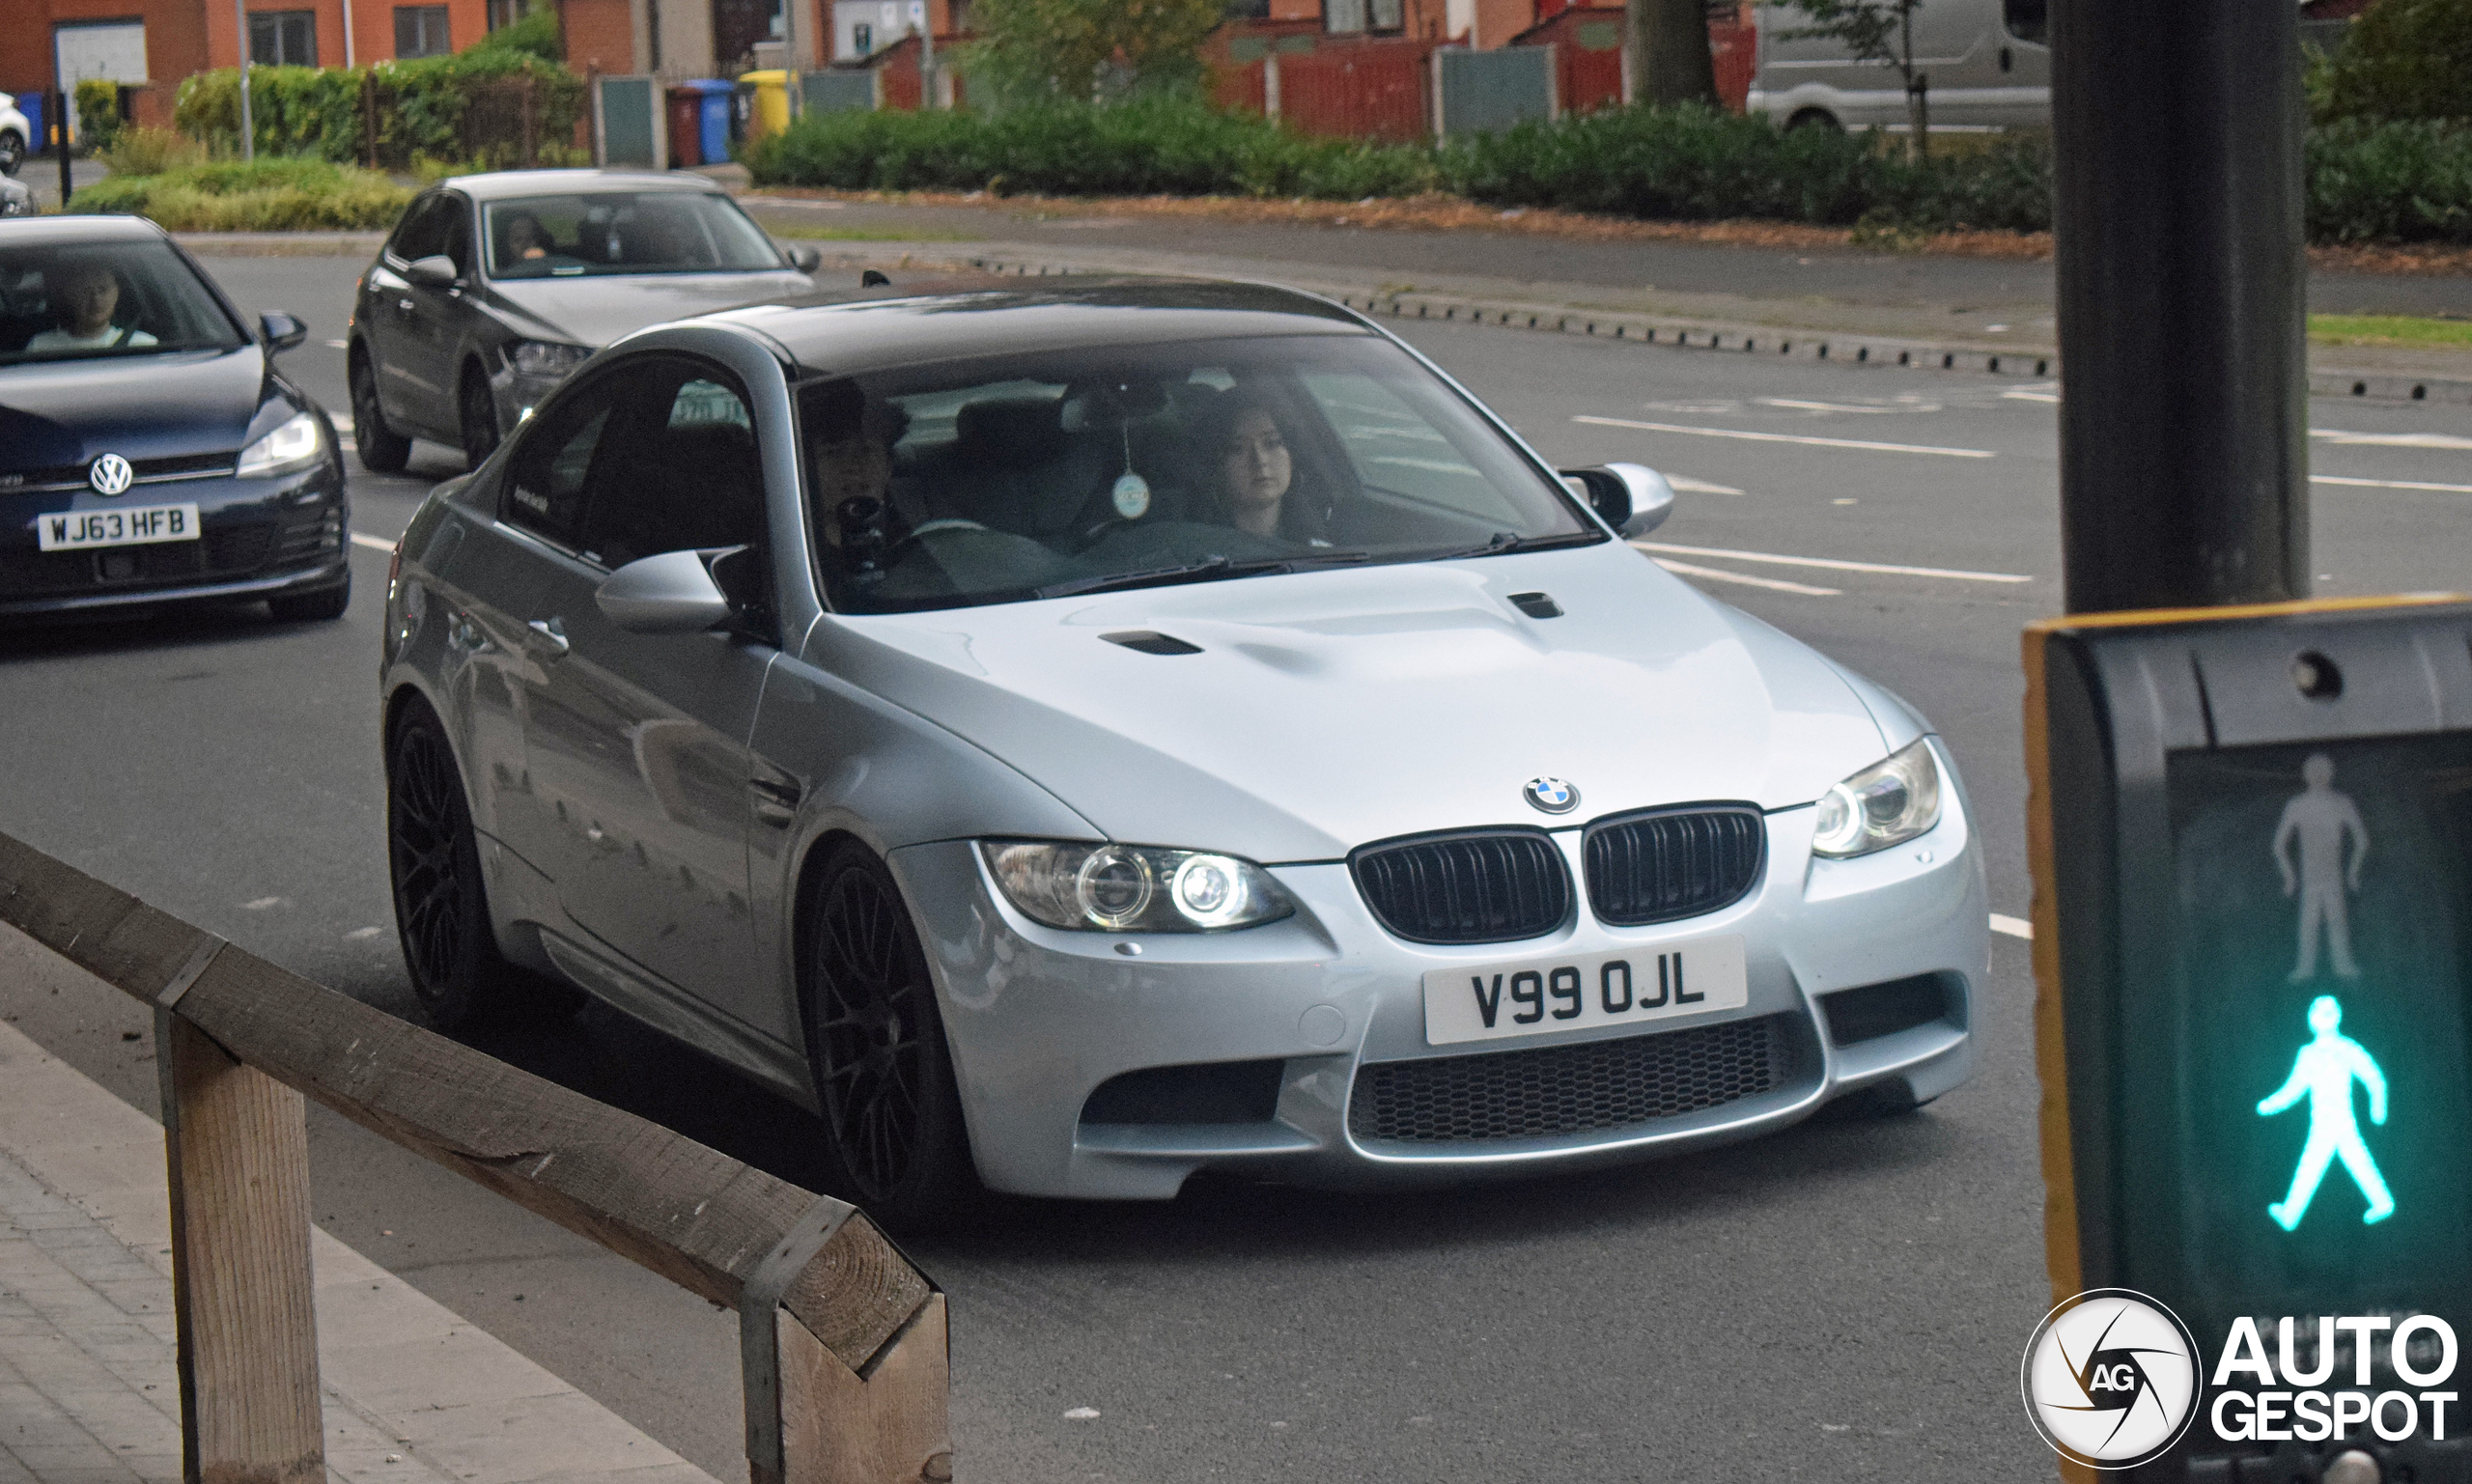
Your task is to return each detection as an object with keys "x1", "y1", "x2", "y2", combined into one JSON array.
[
  {"x1": 443, "y1": 169, "x2": 733, "y2": 201},
  {"x1": 0, "y1": 215, "x2": 173, "y2": 246},
  {"x1": 699, "y1": 276, "x2": 1372, "y2": 378}
]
